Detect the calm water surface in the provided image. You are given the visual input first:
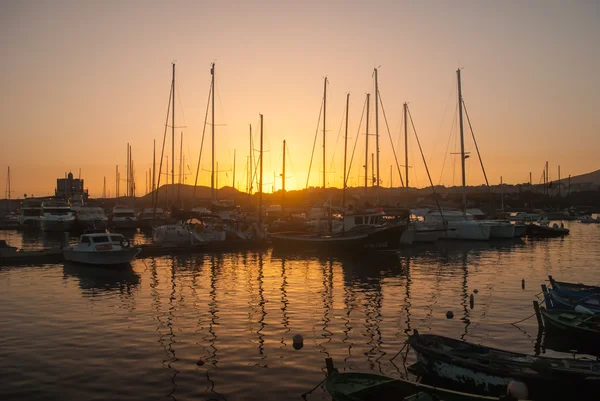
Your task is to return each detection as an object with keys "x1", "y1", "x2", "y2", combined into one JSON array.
[{"x1": 1, "y1": 222, "x2": 599, "y2": 400}]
